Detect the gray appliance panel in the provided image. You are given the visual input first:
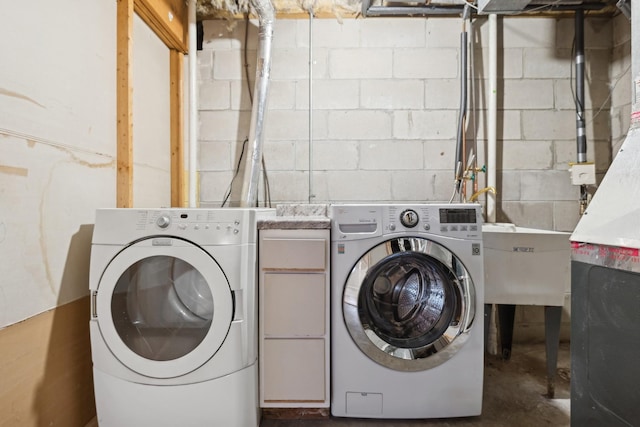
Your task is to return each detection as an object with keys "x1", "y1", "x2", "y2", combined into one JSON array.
[{"x1": 571, "y1": 260, "x2": 640, "y2": 426}]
